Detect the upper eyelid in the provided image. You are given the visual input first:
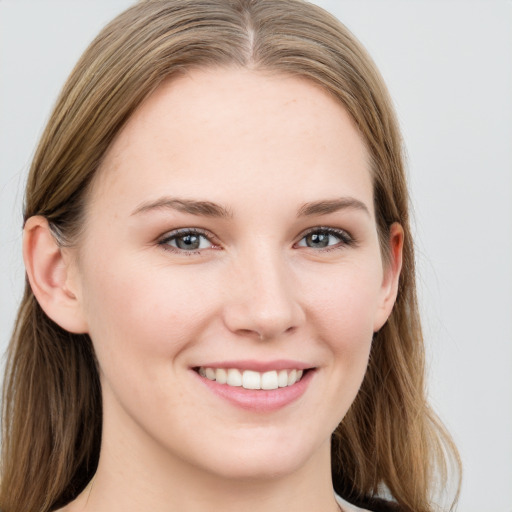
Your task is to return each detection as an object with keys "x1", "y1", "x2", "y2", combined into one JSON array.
[
  {"x1": 300, "y1": 226, "x2": 348, "y2": 233},
  {"x1": 156, "y1": 226, "x2": 353, "y2": 248},
  {"x1": 157, "y1": 228, "x2": 219, "y2": 252},
  {"x1": 297, "y1": 226, "x2": 353, "y2": 239},
  {"x1": 159, "y1": 227, "x2": 215, "y2": 241},
  {"x1": 294, "y1": 227, "x2": 356, "y2": 251}
]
